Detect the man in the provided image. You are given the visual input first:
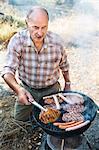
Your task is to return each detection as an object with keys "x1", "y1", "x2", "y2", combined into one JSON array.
[{"x1": 2, "y1": 6, "x2": 71, "y2": 121}]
